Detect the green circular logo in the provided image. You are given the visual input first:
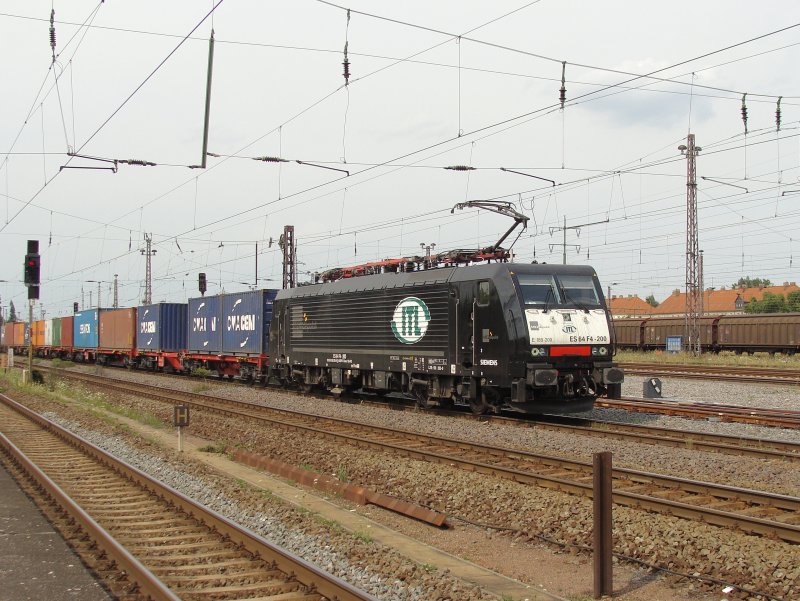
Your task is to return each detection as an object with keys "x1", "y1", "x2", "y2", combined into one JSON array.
[{"x1": 390, "y1": 296, "x2": 431, "y2": 344}]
